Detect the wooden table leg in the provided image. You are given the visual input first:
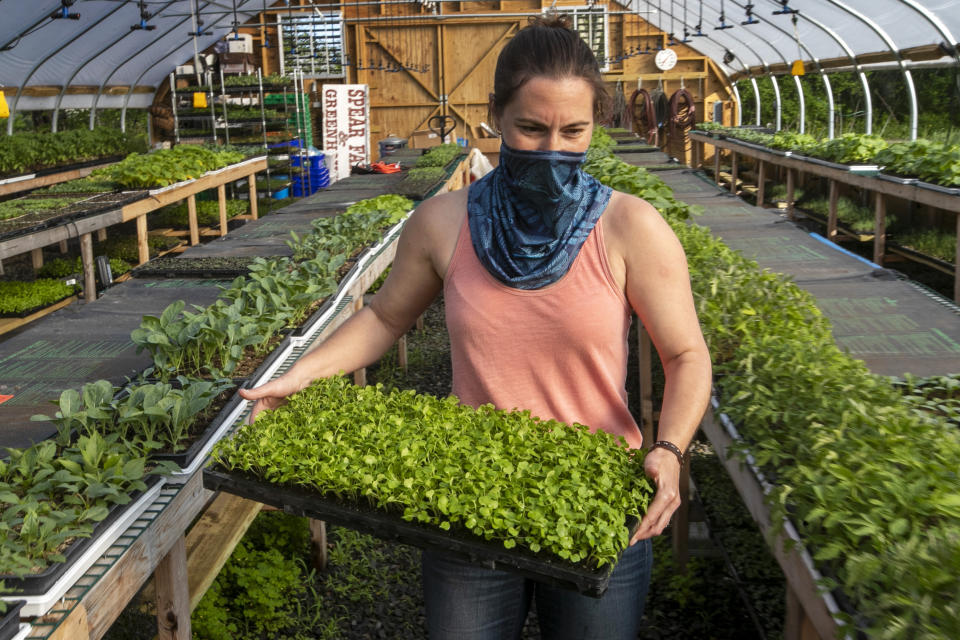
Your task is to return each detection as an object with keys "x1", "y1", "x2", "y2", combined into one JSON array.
[
  {"x1": 97, "y1": 228, "x2": 107, "y2": 242},
  {"x1": 156, "y1": 536, "x2": 192, "y2": 640},
  {"x1": 785, "y1": 584, "x2": 820, "y2": 640},
  {"x1": 714, "y1": 146, "x2": 721, "y2": 184},
  {"x1": 786, "y1": 169, "x2": 796, "y2": 221},
  {"x1": 638, "y1": 323, "x2": 654, "y2": 448},
  {"x1": 310, "y1": 519, "x2": 328, "y2": 571},
  {"x1": 80, "y1": 232, "x2": 96, "y2": 302},
  {"x1": 59, "y1": 239, "x2": 69, "y2": 253},
  {"x1": 757, "y1": 160, "x2": 766, "y2": 206},
  {"x1": 873, "y1": 193, "x2": 886, "y2": 265},
  {"x1": 187, "y1": 195, "x2": 200, "y2": 246},
  {"x1": 397, "y1": 333, "x2": 408, "y2": 371},
  {"x1": 31, "y1": 248, "x2": 44, "y2": 270},
  {"x1": 730, "y1": 151, "x2": 738, "y2": 194},
  {"x1": 248, "y1": 174, "x2": 259, "y2": 220},
  {"x1": 48, "y1": 603, "x2": 90, "y2": 640},
  {"x1": 217, "y1": 184, "x2": 228, "y2": 237},
  {"x1": 415, "y1": 314, "x2": 425, "y2": 331},
  {"x1": 827, "y1": 180, "x2": 839, "y2": 242},
  {"x1": 955, "y1": 213, "x2": 960, "y2": 303},
  {"x1": 136, "y1": 214, "x2": 149, "y2": 265}
]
